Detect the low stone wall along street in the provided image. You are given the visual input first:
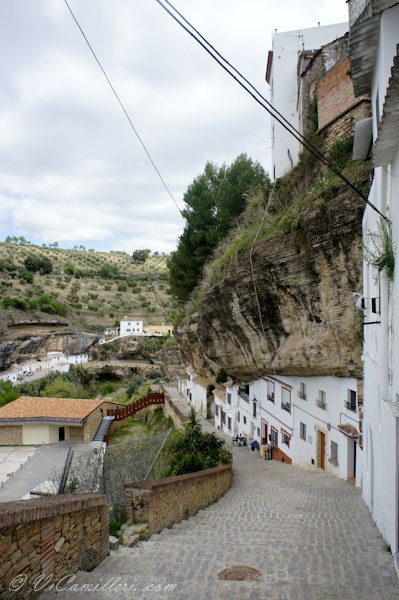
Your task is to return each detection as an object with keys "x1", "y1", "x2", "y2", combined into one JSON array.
[
  {"x1": 0, "y1": 494, "x2": 109, "y2": 600},
  {"x1": 125, "y1": 463, "x2": 232, "y2": 536}
]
